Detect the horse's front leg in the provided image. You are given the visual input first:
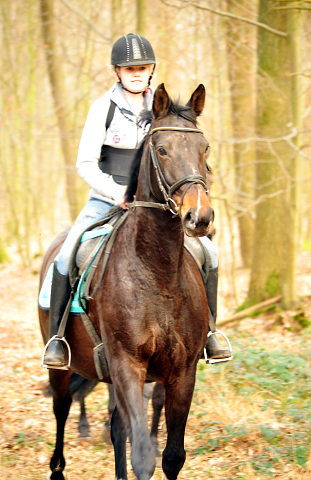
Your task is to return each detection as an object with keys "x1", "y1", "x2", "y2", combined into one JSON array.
[
  {"x1": 111, "y1": 405, "x2": 128, "y2": 480},
  {"x1": 48, "y1": 369, "x2": 72, "y2": 480},
  {"x1": 162, "y1": 371, "x2": 196, "y2": 480},
  {"x1": 112, "y1": 367, "x2": 156, "y2": 480},
  {"x1": 150, "y1": 381, "x2": 165, "y2": 458}
]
